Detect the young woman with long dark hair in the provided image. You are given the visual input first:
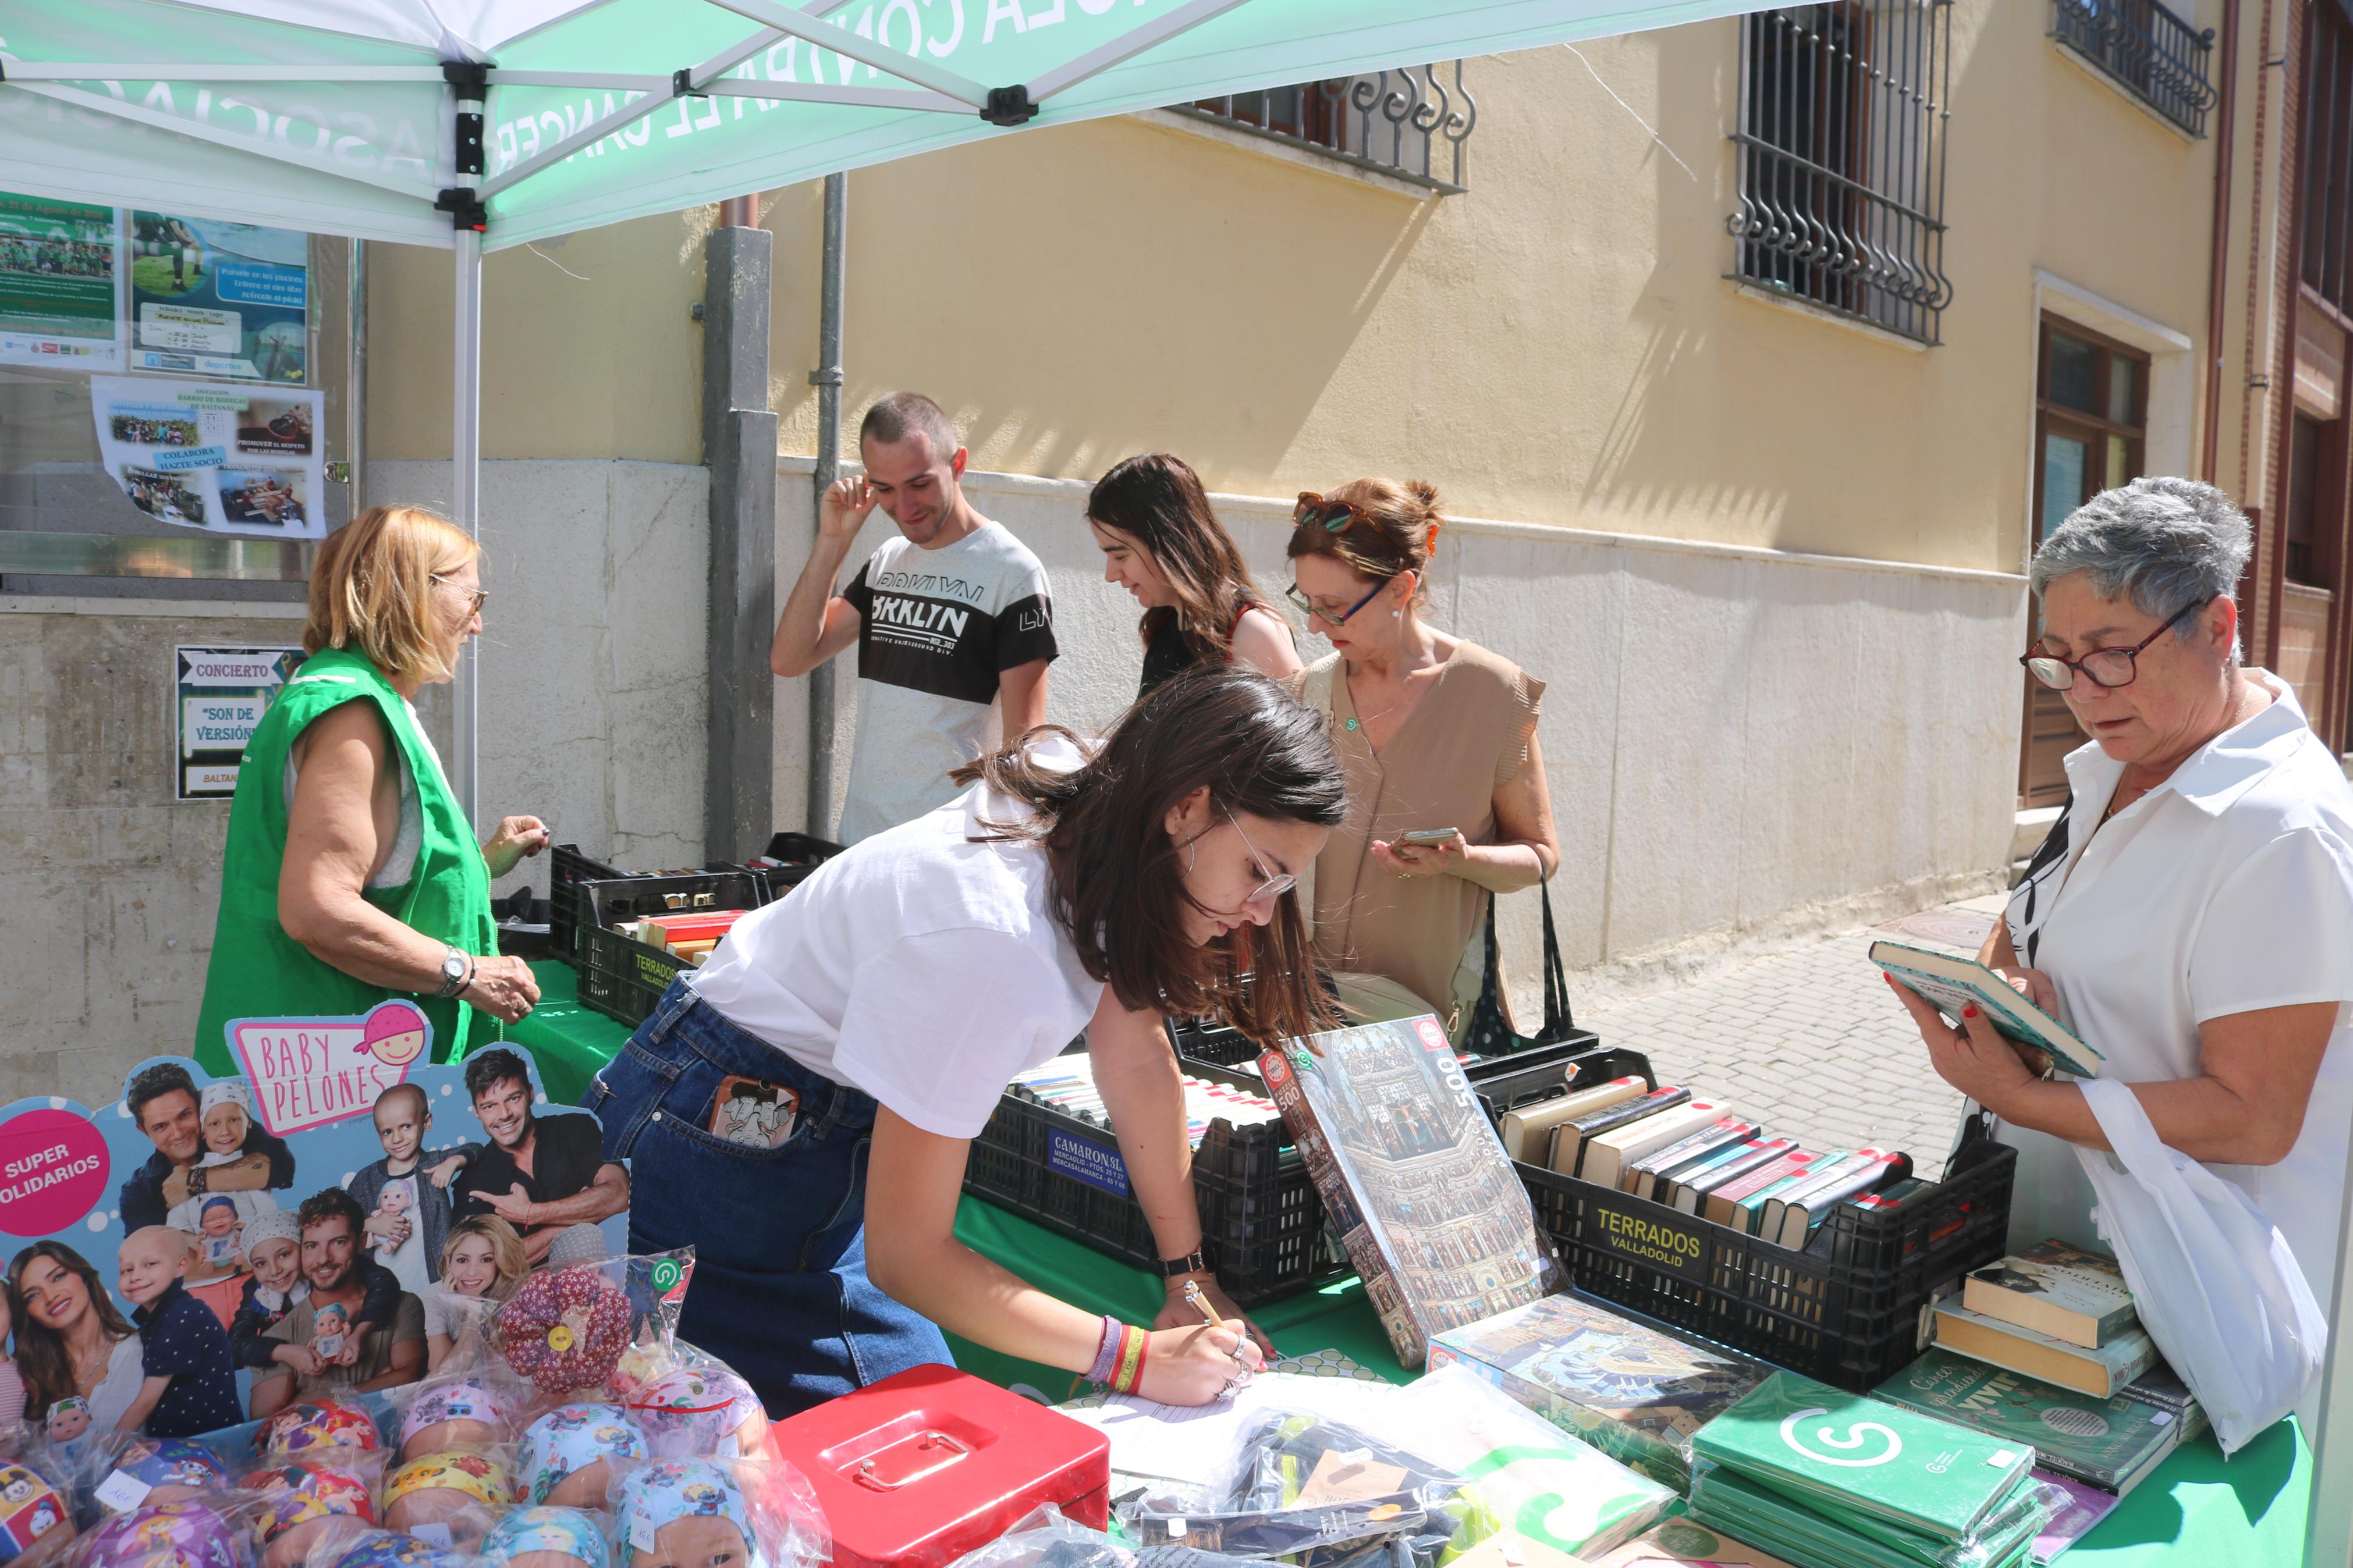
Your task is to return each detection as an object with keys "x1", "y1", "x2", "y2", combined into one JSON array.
[
  {"x1": 587, "y1": 666, "x2": 1343, "y2": 1413},
  {"x1": 1089, "y1": 453, "x2": 1301, "y2": 696},
  {"x1": 9, "y1": 1242, "x2": 143, "y2": 1435}
]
